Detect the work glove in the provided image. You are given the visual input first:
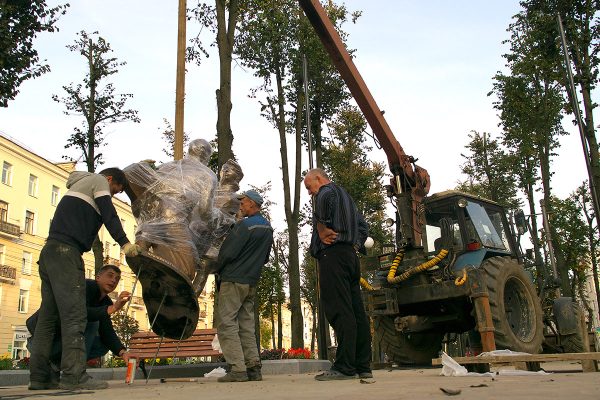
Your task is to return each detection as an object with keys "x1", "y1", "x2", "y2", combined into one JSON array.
[{"x1": 123, "y1": 242, "x2": 142, "y2": 257}]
